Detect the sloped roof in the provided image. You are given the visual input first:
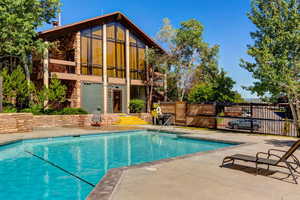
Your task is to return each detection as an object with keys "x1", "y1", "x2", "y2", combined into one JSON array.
[{"x1": 39, "y1": 11, "x2": 165, "y2": 53}]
